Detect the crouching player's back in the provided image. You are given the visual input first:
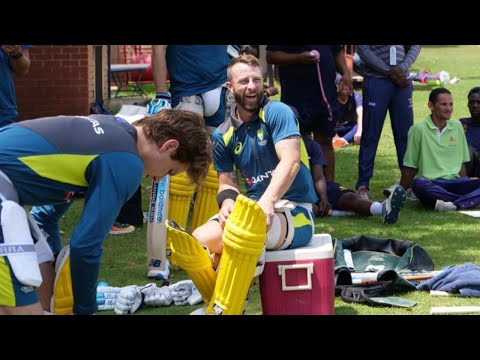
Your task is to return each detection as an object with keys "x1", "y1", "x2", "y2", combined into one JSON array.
[{"x1": 0, "y1": 110, "x2": 211, "y2": 315}]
